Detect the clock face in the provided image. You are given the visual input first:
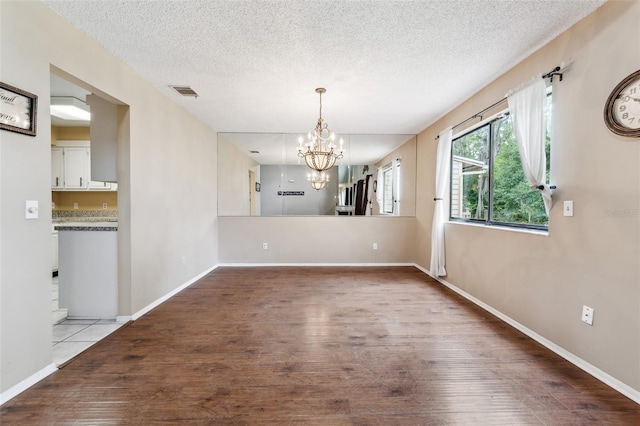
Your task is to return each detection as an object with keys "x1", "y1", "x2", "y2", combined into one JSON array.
[
  {"x1": 604, "y1": 70, "x2": 640, "y2": 137},
  {"x1": 612, "y1": 78, "x2": 640, "y2": 129}
]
